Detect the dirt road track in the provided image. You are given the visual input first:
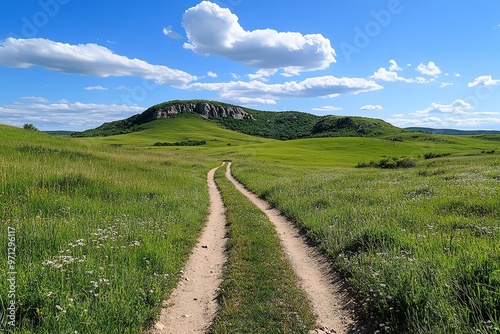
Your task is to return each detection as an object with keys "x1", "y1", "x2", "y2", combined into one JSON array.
[
  {"x1": 150, "y1": 162, "x2": 356, "y2": 334},
  {"x1": 150, "y1": 164, "x2": 227, "y2": 334},
  {"x1": 225, "y1": 162, "x2": 355, "y2": 334}
]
